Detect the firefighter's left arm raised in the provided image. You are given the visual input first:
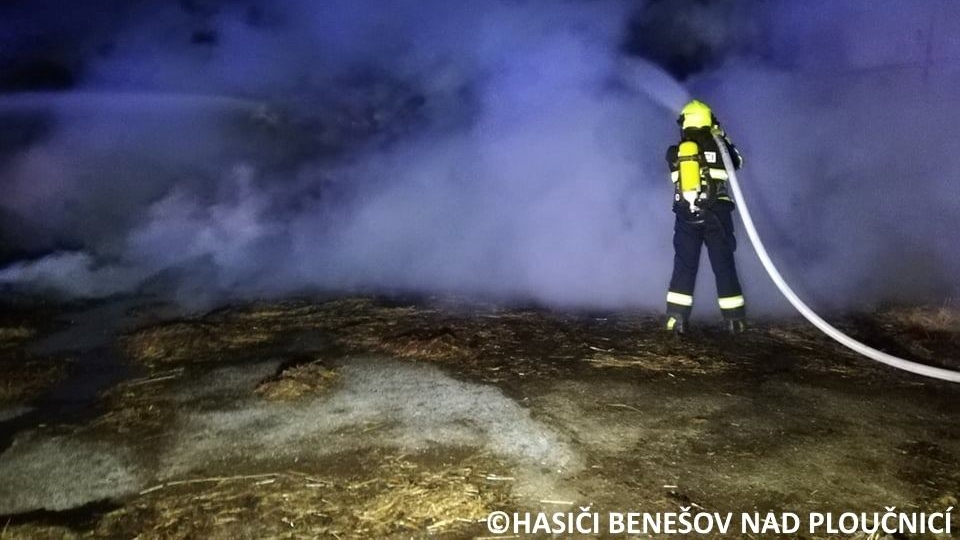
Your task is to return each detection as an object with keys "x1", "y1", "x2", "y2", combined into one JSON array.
[{"x1": 712, "y1": 122, "x2": 743, "y2": 170}]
